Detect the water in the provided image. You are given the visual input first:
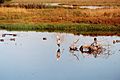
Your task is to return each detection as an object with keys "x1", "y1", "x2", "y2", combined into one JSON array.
[
  {"x1": 0, "y1": 30, "x2": 120, "y2": 80},
  {"x1": 44, "y1": 3, "x2": 60, "y2": 6},
  {"x1": 79, "y1": 6, "x2": 109, "y2": 9},
  {"x1": 43, "y1": 3, "x2": 110, "y2": 9}
]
